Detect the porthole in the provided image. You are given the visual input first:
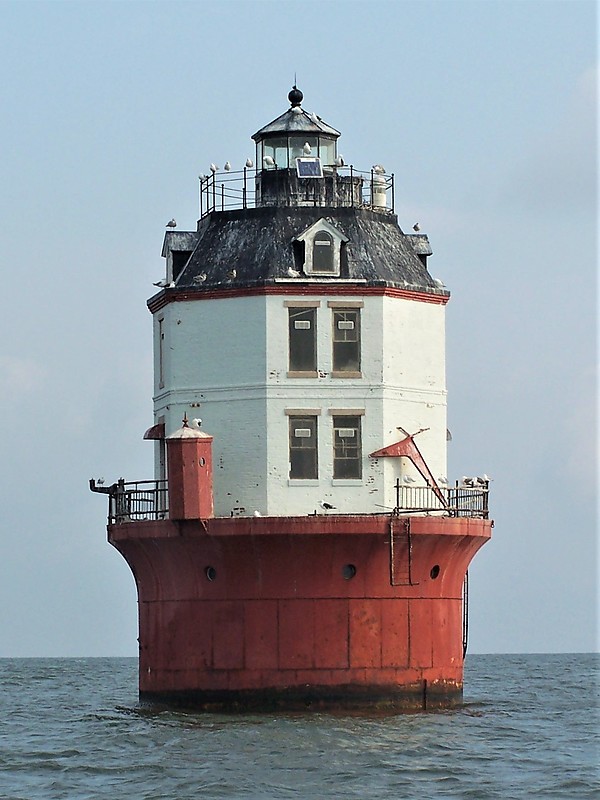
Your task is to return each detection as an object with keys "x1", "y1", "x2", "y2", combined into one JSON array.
[
  {"x1": 205, "y1": 566, "x2": 217, "y2": 581},
  {"x1": 199, "y1": 457, "x2": 206, "y2": 466},
  {"x1": 430, "y1": 565, "x2": 440, "y2": 580},
  {"x1": 342, "y1": 564, "x2": 357, "y2": 580}
]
